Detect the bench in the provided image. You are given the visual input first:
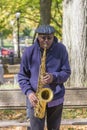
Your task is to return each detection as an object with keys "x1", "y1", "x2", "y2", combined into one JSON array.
[
  {"x1": 0, "y1": 88, "x2": 87, "y2": 129},
  {"x1": 3, "y1": 64, "x2": 20, "y2": 74}
]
